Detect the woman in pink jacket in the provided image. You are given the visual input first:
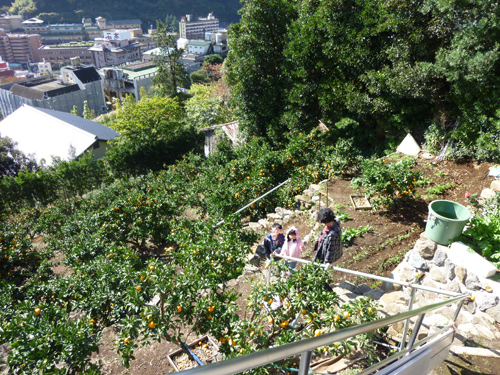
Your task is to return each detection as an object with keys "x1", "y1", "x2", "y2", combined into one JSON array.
[{"x1": 278, "y1": 226, "x2": 306, "y2": 277}]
